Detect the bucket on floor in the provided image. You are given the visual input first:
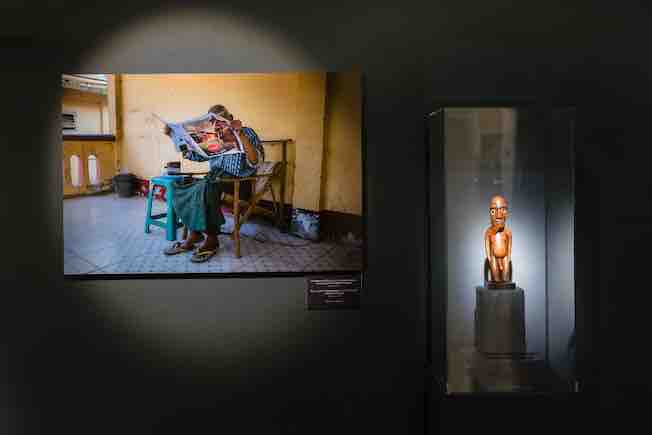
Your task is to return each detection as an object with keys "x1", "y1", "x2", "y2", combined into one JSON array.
[
  {"x1": 113, "y1": 173, "x2": 136, "y2": 198},
  {"x1": 289, "y1": 209, "x2": 320, "y2": 241}
]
